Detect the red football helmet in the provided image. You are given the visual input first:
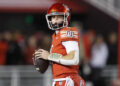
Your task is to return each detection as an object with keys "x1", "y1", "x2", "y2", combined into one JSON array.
[{"x1": 46, "y1": 3, "x2": 70, "y2": 30}]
